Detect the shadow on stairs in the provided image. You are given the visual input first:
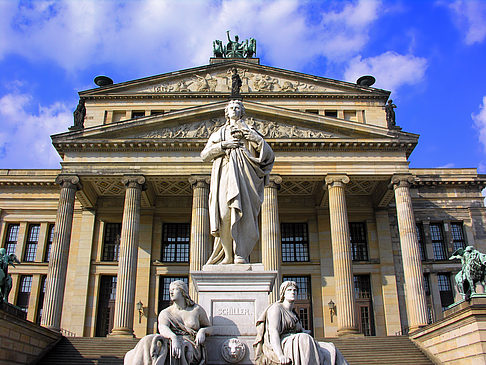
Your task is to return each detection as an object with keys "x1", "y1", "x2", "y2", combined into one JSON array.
[{"x1": 38, "y1": 335, "x2": 434, "y2": 365}]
